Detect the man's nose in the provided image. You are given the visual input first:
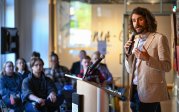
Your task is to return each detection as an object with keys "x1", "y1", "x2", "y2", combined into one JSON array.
[{"x1": 136, "y1": 20, "x2": 139, "y2": 26}]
